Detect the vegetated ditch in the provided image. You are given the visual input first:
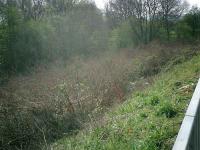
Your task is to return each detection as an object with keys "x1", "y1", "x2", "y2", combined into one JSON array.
[
  {"x1": 0, "y1": 45, "x2": 199, "y2": 150},
  {"x1": 51, "y1": 47, "x2": 200, "y2": 150}
]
